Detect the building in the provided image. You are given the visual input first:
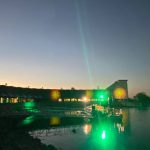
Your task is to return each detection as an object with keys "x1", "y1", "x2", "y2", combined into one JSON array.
[
  {"x1": 0, "y1": 80, "x2": 128, "y2": 103},
  {"x1": 107, "y1": 80, "x2": 128, "y2": 100}
]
